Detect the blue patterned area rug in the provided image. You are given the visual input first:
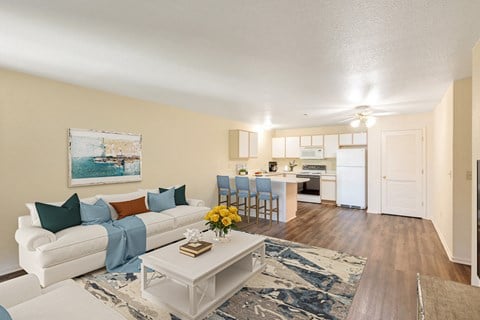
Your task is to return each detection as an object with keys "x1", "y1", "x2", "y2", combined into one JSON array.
[{"x1": 75, "y1": 237, "x2": 366, "y2": 319}]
